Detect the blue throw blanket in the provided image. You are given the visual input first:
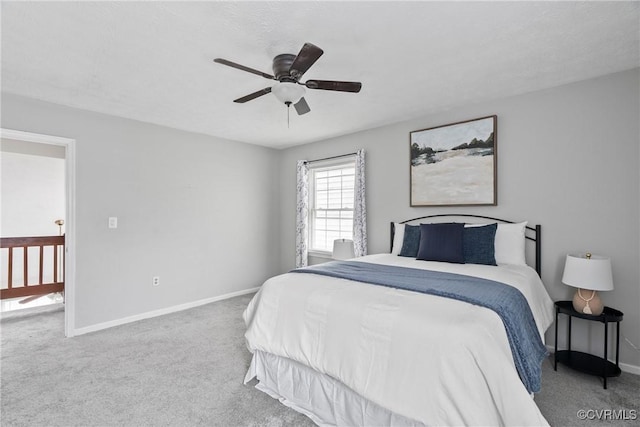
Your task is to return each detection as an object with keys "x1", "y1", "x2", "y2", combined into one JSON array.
[{"x1": 292, "y1": 260, "x2": 547, "y2": 393}]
